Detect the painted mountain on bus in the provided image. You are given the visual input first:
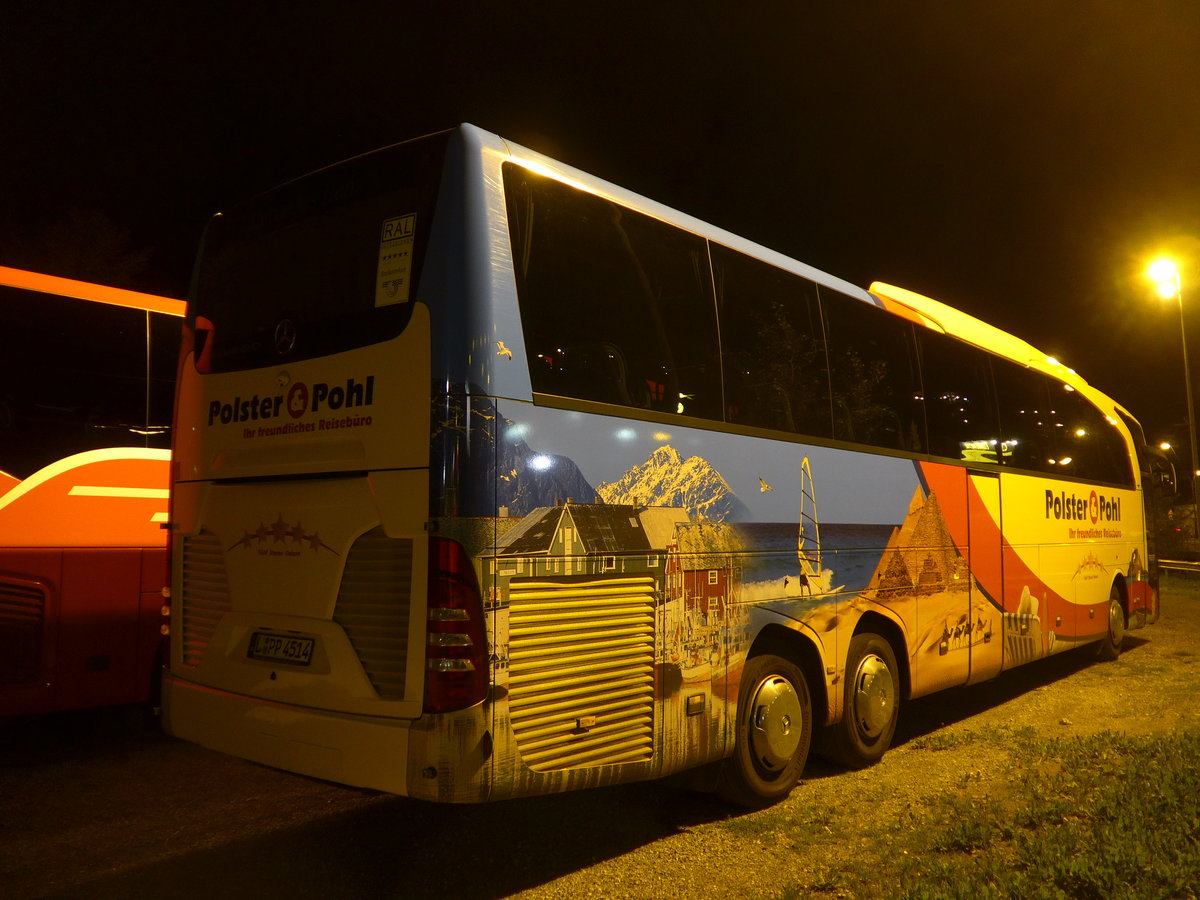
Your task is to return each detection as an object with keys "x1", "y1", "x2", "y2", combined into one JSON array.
[
  {"x1": 597, "y1": 445, "x2": 749, "y2": 522},
  {"x1": 499, "y1": 452, "x2": 596, "y2": 517},
  {"x1": 433, "y1": 393, "x2": 597, "y2": 517},
  {"x1": 494, "y1": 420, "x2": 596, "y2": 517}
]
